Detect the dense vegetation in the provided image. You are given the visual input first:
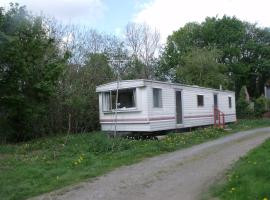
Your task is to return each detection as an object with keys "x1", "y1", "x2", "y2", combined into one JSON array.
[
  {"x1": 158, "y1": 17, "x2": 270, "y2": 97},
  {"x1": 0, "y1": 3, "x2": 270, "y2": 142},
  {"x1": 211, "y1": 138, "x2": 270, "y2": 200},
  {"x1": 1, "y1": 119, "x2": 270, "y2": 200}
]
